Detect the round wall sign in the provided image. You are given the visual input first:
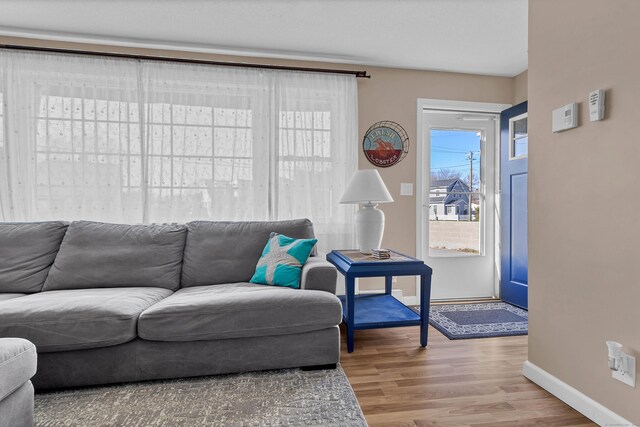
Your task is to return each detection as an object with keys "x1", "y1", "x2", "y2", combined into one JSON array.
[{"x1": 363, "y1": 121, "x2": 409, "y2": 168}]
